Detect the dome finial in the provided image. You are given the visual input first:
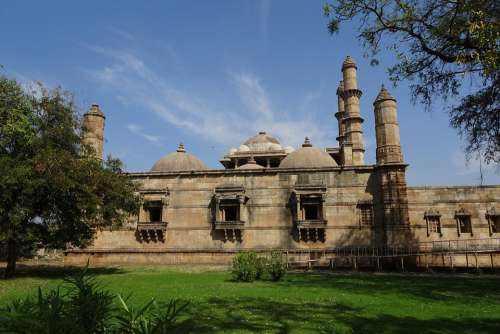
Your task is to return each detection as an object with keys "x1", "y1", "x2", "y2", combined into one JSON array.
[
  {"x1": 177, "y1": 143, "x2": 186, "y2": 153},
  {"x1": 248, "y1": 155, "x2": 256, "y2": 164},
  {"x1": 302, "y1": 137, "x2": 312, "y2": 147}
]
